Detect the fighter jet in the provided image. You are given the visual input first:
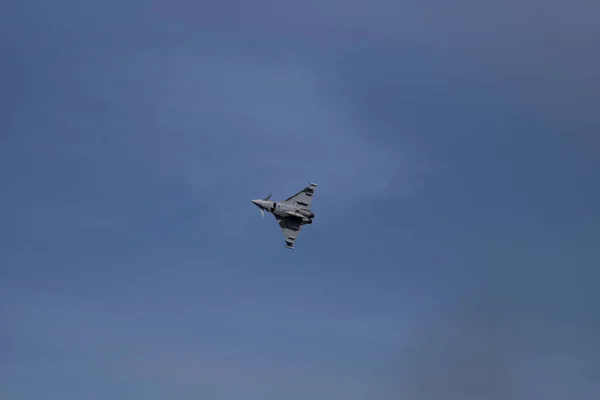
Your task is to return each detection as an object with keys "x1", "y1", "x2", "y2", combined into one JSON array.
[{"x1": 251, "y1": 182, "x2": 318, "y2": 249}]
